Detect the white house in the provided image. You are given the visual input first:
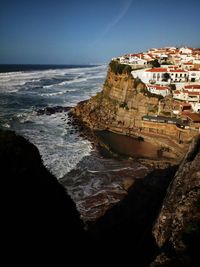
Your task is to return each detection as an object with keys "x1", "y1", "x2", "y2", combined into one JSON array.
[
  {"x1": 146, "y1": 84, "x2": 170, "y2": 97},
  {"x1": 179, "y1": 47, "x2": 193, "y2": 54},
  {"x1": 144, "y1": 68, "x2": 169, "y2": 83},
  {"x1": 191, "y1": 102, "x2": 200, "y2": 113},
  {"x1": 188, "y1": 69, "x2": 200, "y2": 82},
  {"x1": 169, "y1": 69, "x2": 188, "y2": 82},
  {"x1": 143, "y1": 68, "x2": 188, "y2": 83},
  {"x1": 129, "y1": 55, "x2": 147, "y2": 66},
  {"x1": 182, "y1": 62, "x2": 194, "y2": 70},
  {"x1": 173, "y1": 90, "x2": 200, "y2": 103}
]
